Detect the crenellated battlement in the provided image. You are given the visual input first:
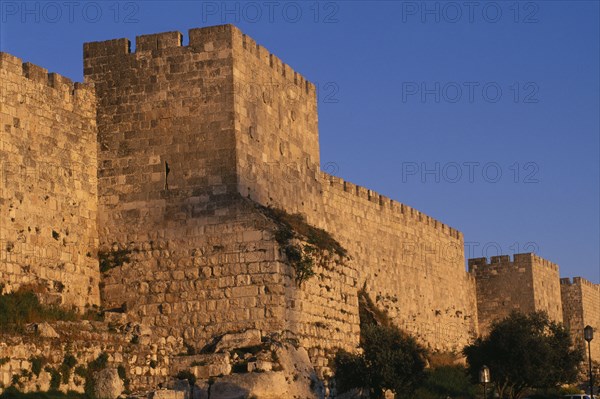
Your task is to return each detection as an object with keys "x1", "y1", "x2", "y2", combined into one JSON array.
[
  {"x1": 84, "y1": 25, "x2": 230, "y2": 57},
  {"x1": 321, "y1": 172, "x2": 462, "y2": 240},
  {"x1": 239, "y1": 31, "x2": 315, "y2": 96},
  {"x1": 574, "y1": 276, "x2": 599, "y2": 289},
  {"x1": 83, "y1": 25, "x2": 315, "y2": 97},
  {"x1": 468, "y1": 253, "x2": 559, "y2": 272},
  {"x1": 2, "y1": 23, "x2": 599, "y2": 395},
  {"x1": 1, "y1": 50, "x2": 99, "y2": 312},
  {"x1": 0, "y1": 52, "x2": 93, "y2": 100},
  {"x1": 470, "y1": 252, "x2": 564, "y2": 334},
  {"x1": 136, "y1": 31, "x2": 183, "y2": 52},
  {"x1": 562, "y1": 276, "x2": 600, "y2": 290}
]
